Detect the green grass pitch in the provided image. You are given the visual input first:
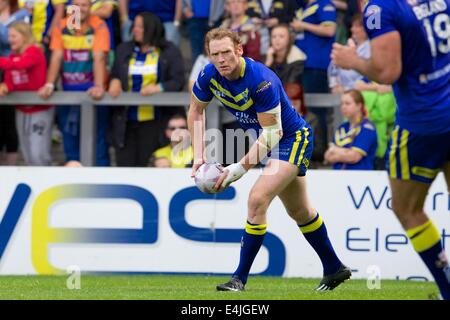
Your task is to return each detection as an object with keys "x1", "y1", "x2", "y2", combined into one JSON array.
[{"x1": 0, "y1": 275, "x2": 439, "y2": 300}]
